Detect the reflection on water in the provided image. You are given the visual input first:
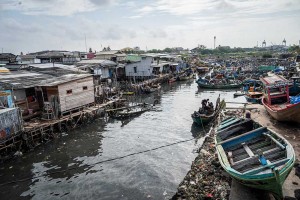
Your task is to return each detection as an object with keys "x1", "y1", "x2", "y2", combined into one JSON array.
[{"x1": 0, "y1": 81, "x2": 246, "y2": 200}]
